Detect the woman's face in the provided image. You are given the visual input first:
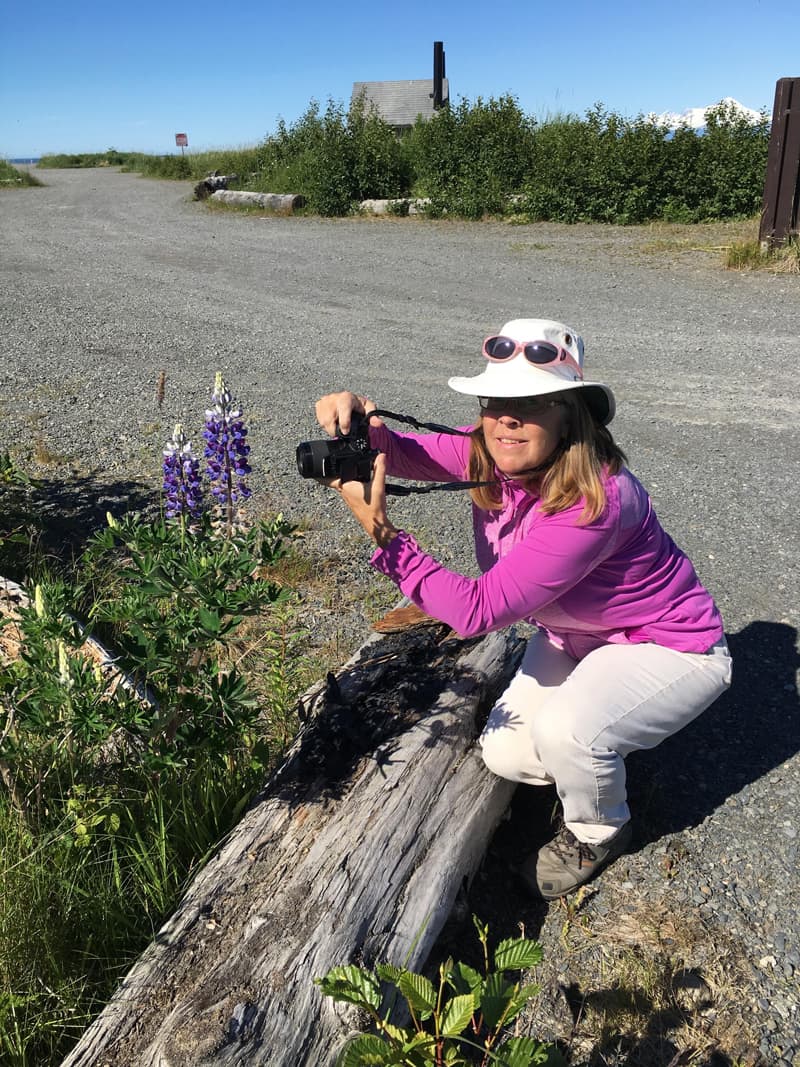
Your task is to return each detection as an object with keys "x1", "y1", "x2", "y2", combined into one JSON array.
[{"x1": 480, "y1": 397, "x2": 568, "y2": 478}]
